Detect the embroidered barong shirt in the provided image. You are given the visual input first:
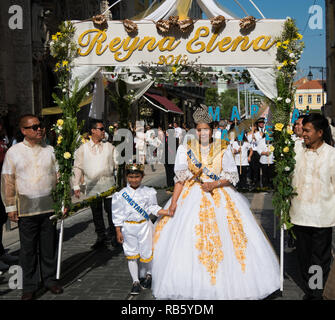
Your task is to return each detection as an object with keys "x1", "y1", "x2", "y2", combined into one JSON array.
[
  {"x1": 1, "y1": 139, "x2": 57, "y2": 217},
  {"x1": 290, "y1": 141, "x2": 335, "y2": 227},
  {"x1": 112, "y1": 185, "x2": 162, "y2": 227},
  {"x1": 73, "y1": 140, "x2": 115, "y2": 196}
]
